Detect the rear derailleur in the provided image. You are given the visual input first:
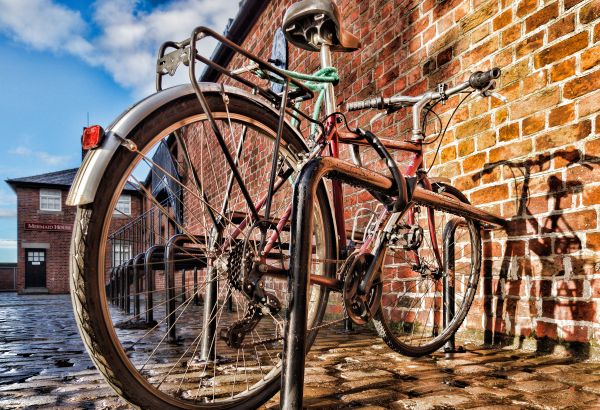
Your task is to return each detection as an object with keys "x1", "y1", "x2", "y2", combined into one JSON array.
[{"x1": 221, "y1": 238, "x2": 282, "y2": 349}]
